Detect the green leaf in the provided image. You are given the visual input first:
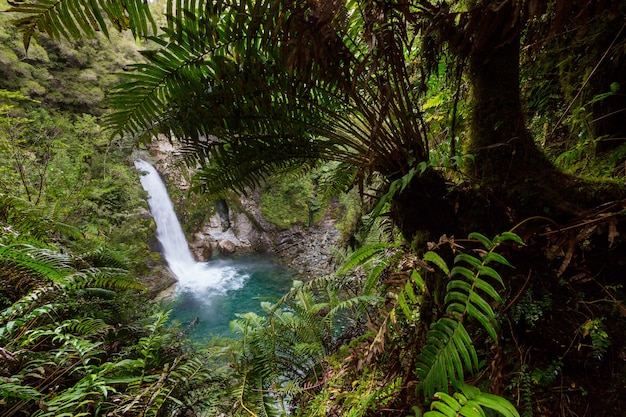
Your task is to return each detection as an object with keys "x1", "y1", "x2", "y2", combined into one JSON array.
[
  {"x1": 481, "y1": 252, "x2": 513, "y2": 268},
  {"x1": 424, "y1": 251, "x2": 450, "y2": 275},
  {"x1": 411, "y1": 269, "x2": 426, "y2": 292},
  {"x1": 493, "y1": 232, "x2": 523, "y2": 245},
  {"x1": 426, "y1": 384, "x2": 520, "y2": 417},
  {"x1": 430, "y1": 401, "x2": 458, "y2": 417},
  {"x1": 7, "y1": 0, "x2": 156, "y2": 50},
  {"x1": 454, "y1": 253, "x2": 482, "y2": 268},
  {"x1": 459, "y1": 401, "x2": 487, "y2": 417},
  {"x1": 476, "y1": 265, "x2": 504, "y2": 286},
  {"x1": 468, "y1": 232, "x2": 493, "y2": 250},
  {"x1": 416, "y1": 318, "x2": 478, "y2": 397},
  {"x1": 0, "y1": 381, "x2": 42, "y2": 400},
  {"x1": 451, "y1": 265, "x2": 475, "y2": 281},
  {"x1": 471, "y1": 392, "x2": 521, "y2": 417},
  {"x1": 468, "y1": 276, "x2": 503, "y2": 303}
]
